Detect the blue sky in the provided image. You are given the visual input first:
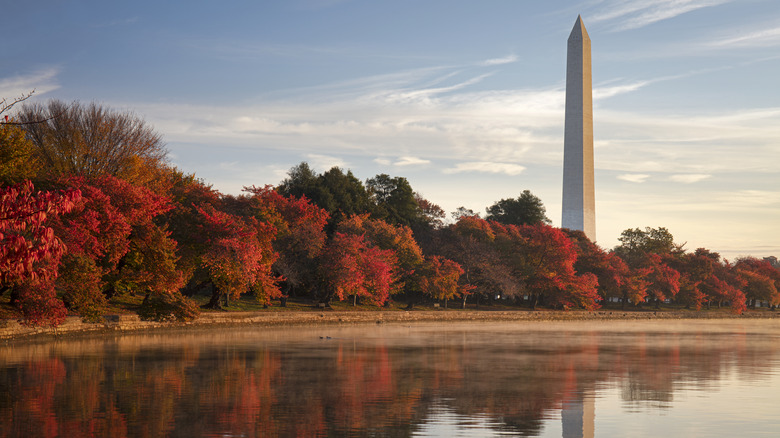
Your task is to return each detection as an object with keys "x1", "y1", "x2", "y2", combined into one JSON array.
[{"x1": 3, "y1": 0, "x2": 779, "y2": 259}]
